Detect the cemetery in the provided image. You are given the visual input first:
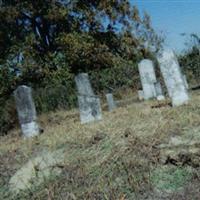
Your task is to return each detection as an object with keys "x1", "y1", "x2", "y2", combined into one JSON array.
[
  {"x1": 1, "y1": 48, "x2": 200, "y2": 200},
  {"x1": 1, "y1": 1, "x2": 200, "y2": 200}
]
